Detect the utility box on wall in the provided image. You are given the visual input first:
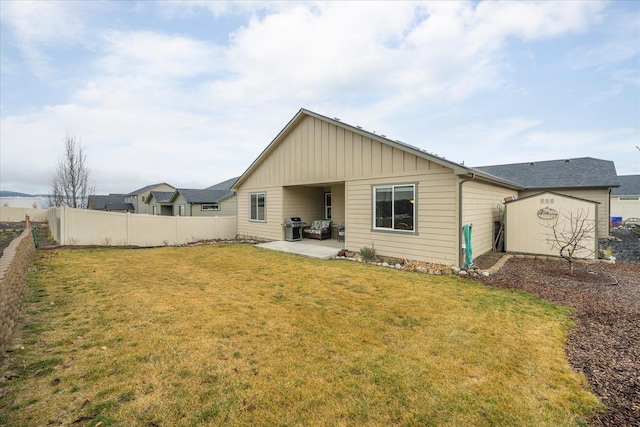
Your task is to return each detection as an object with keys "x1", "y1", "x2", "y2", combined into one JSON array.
[{"x1": 505, "y1": 191, "x2": 599, "y2": 259}]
